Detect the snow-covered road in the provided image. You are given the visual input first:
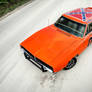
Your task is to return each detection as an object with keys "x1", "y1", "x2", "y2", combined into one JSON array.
[{"x1": 0, "y1": 0, "x2": 92, "y2": 92}]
